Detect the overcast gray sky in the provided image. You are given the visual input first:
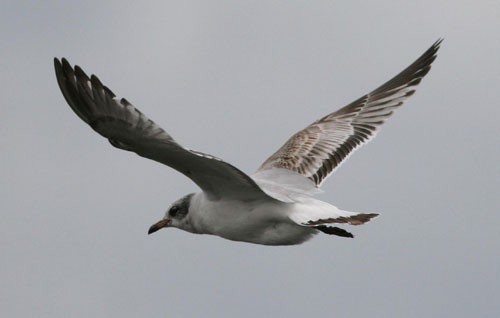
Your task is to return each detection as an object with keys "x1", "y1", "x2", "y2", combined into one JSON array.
[{"x1": 2, "y1": 1, "x2": 499, "y2": 317}]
